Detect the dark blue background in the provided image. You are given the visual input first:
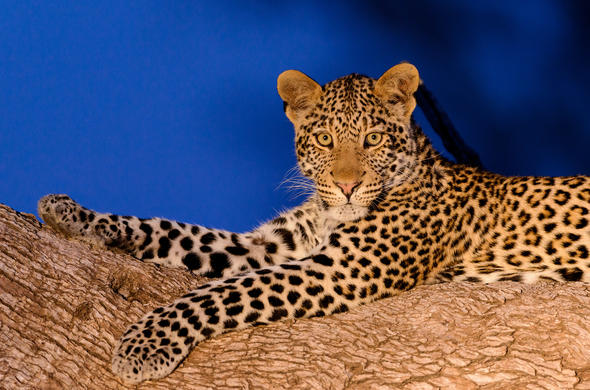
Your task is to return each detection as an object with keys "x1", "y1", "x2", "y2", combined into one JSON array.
[{"x1": 1, "y1": 1, "x2": 589, "y2": 232}]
